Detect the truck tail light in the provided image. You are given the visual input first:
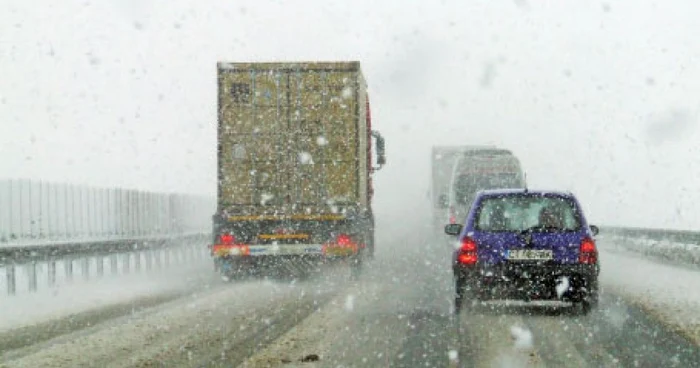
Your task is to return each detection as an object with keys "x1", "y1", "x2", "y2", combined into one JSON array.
[
  {"x1": 218, "y1": 233, "x2": 235, "y2": 245},
  {"x1": 322, "y1": 233, "x2": 358, "y2": 255},
  {"x1": 337, "y1": 234, "x2": 353, "y2": 247},
  {"x1": 212, "y1": 233, "x2": 249, "y2": 256}
]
